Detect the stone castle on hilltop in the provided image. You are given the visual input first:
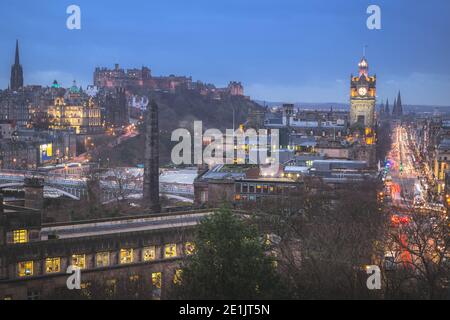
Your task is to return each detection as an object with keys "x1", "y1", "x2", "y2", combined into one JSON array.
[{"x1": 94, "y1": 64, "x2": 245, "y2": 99}]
